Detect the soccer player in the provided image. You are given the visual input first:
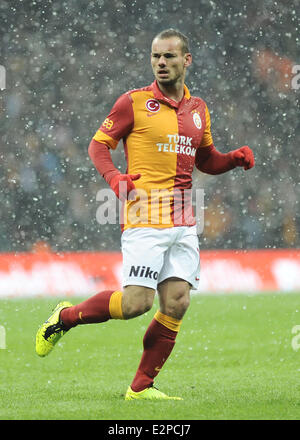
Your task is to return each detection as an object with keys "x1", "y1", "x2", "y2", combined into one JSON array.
[{"x1": 36, "y1": 29, "x2": 255, "y2": 400}]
